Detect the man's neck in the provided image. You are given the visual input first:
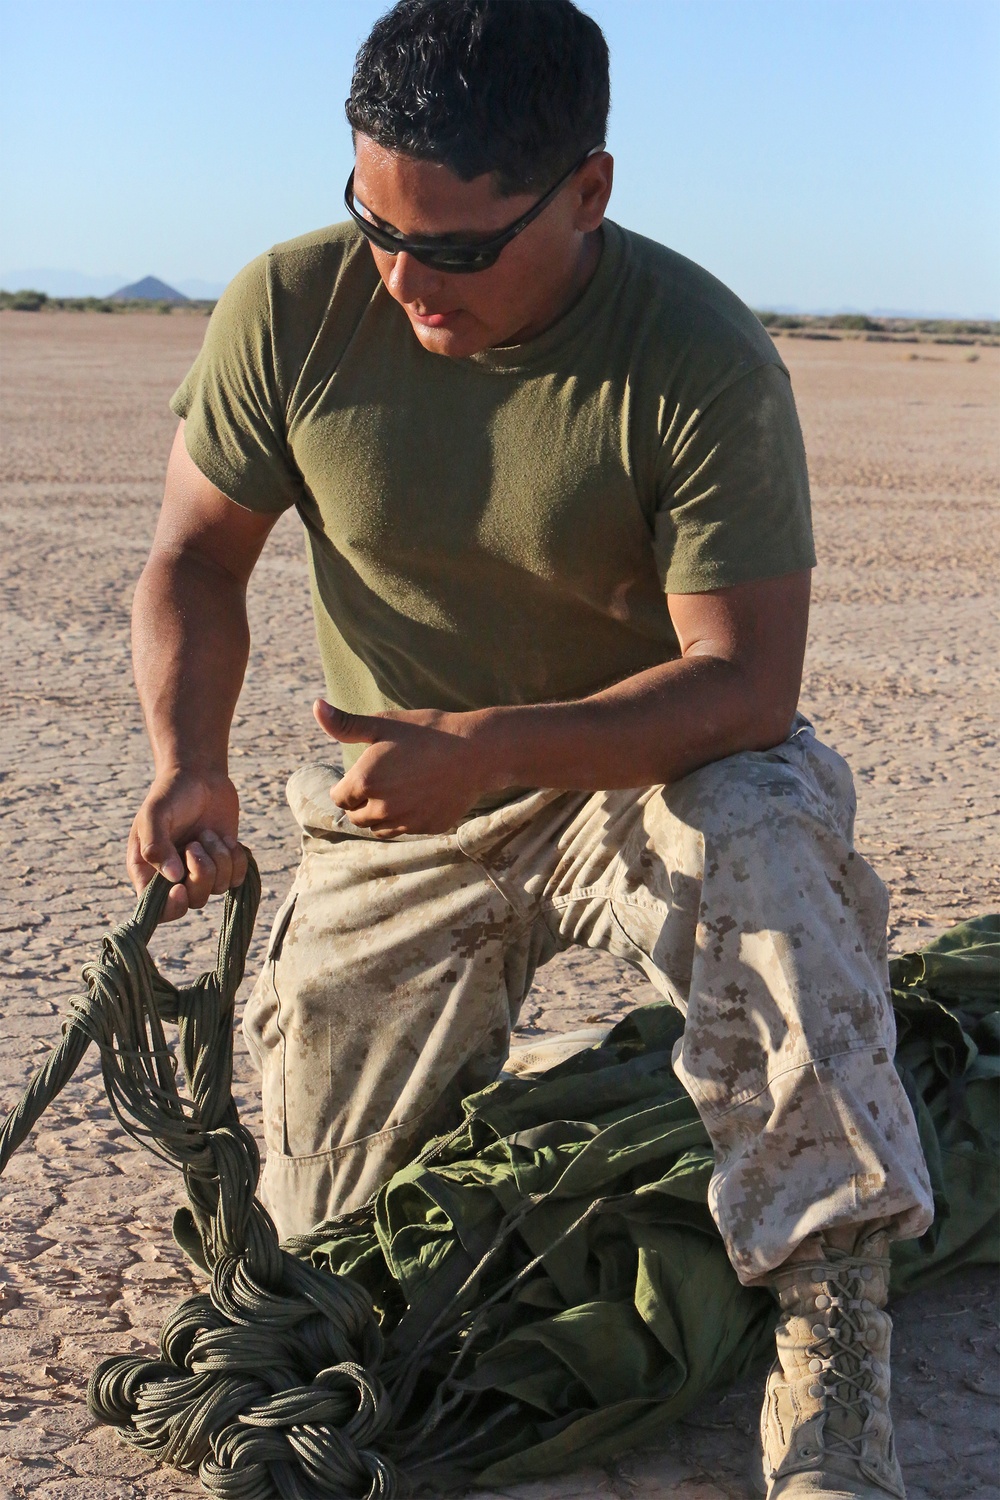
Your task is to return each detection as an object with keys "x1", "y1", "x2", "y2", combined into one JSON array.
[{"x1": 498, "y1": 227, "x2": 604, "y2": 347}]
